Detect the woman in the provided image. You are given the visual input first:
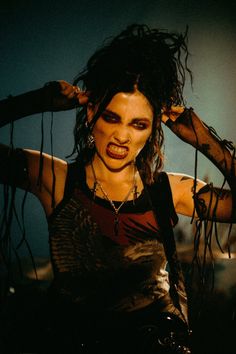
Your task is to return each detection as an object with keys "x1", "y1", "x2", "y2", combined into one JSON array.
[{"x1": 0, "y1": 24, "x2": 235, "y2": 354}]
